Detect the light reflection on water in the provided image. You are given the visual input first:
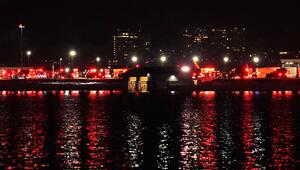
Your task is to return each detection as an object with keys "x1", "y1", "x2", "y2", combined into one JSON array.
[
  {"x1": 0, "y1": 91, "x2": 298, "y2": 169},
  {"x1": 56, "y1": 96, "x2": 82, "y2": 169},
  {"x1": 241, "y1": 91, "x2": 267, "y2": 169},
  {"x1": 157, "y1": 124, "x2": 173, "y2": 170},
  {"x1": 271, "y1": 92, "x2": 295, "y2": 169},
  {"x1": 124, "y1": 113, "x2": 144, "y2": 168},
  {"x1": 180, "y1": 92, "x2": 217, "y2": 169}
]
